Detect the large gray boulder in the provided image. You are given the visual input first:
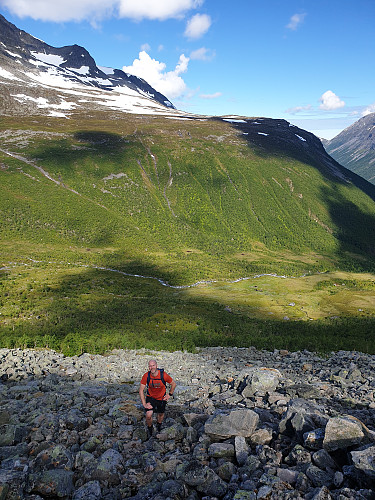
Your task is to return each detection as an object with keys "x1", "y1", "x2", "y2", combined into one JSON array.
[
  {"x1": 205, "y1": 409, "x2": 259, "y2": 439},
  {"x1": 237, "y1": 367, "x2": 282, "y2": 397},
  {"x1": 323, "y1": 416, "x2": 367, "y2": 452},
  {"x1": 351, "y1": 445, "x2": 375, "y2": 479}
]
